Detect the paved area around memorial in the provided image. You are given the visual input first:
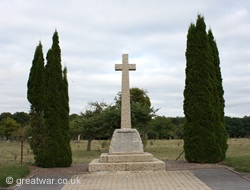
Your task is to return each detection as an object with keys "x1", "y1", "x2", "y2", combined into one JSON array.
[
  {"x1": 61, "y1": 170, "x2": 211, "y2": 190},
  {"x1": 14, "y1": 163, "x2": 250, "y2": 190},
  {"x1": 191, "y1": 168, "x2": 250, "y2": 190}
]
